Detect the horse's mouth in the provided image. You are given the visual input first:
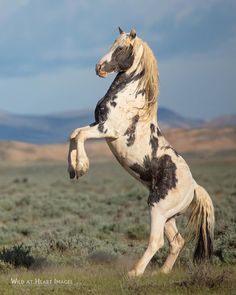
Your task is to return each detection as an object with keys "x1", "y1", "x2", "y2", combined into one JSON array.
[{"x1": 97, "y1": 70, "x2": 108, "y2": 78}]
